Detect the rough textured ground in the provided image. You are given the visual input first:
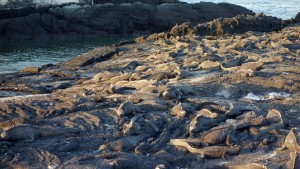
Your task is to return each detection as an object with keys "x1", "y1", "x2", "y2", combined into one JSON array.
[{"x1": 0, "y1": 19, "x2": 300, "y2": 168}]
